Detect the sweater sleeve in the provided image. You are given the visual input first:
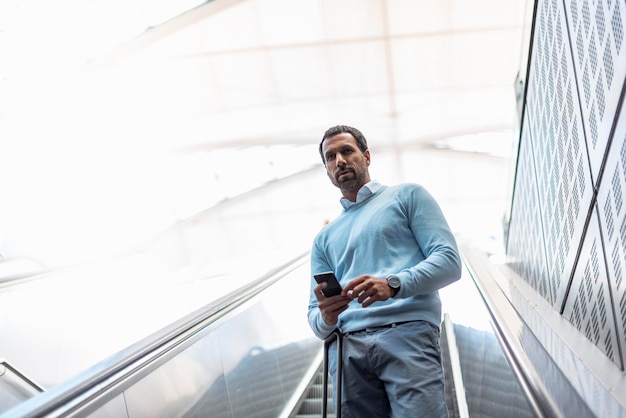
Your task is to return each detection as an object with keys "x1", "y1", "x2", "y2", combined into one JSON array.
[{"x1": 394, "y1": 186, "x2": 462, "y2": 298}]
